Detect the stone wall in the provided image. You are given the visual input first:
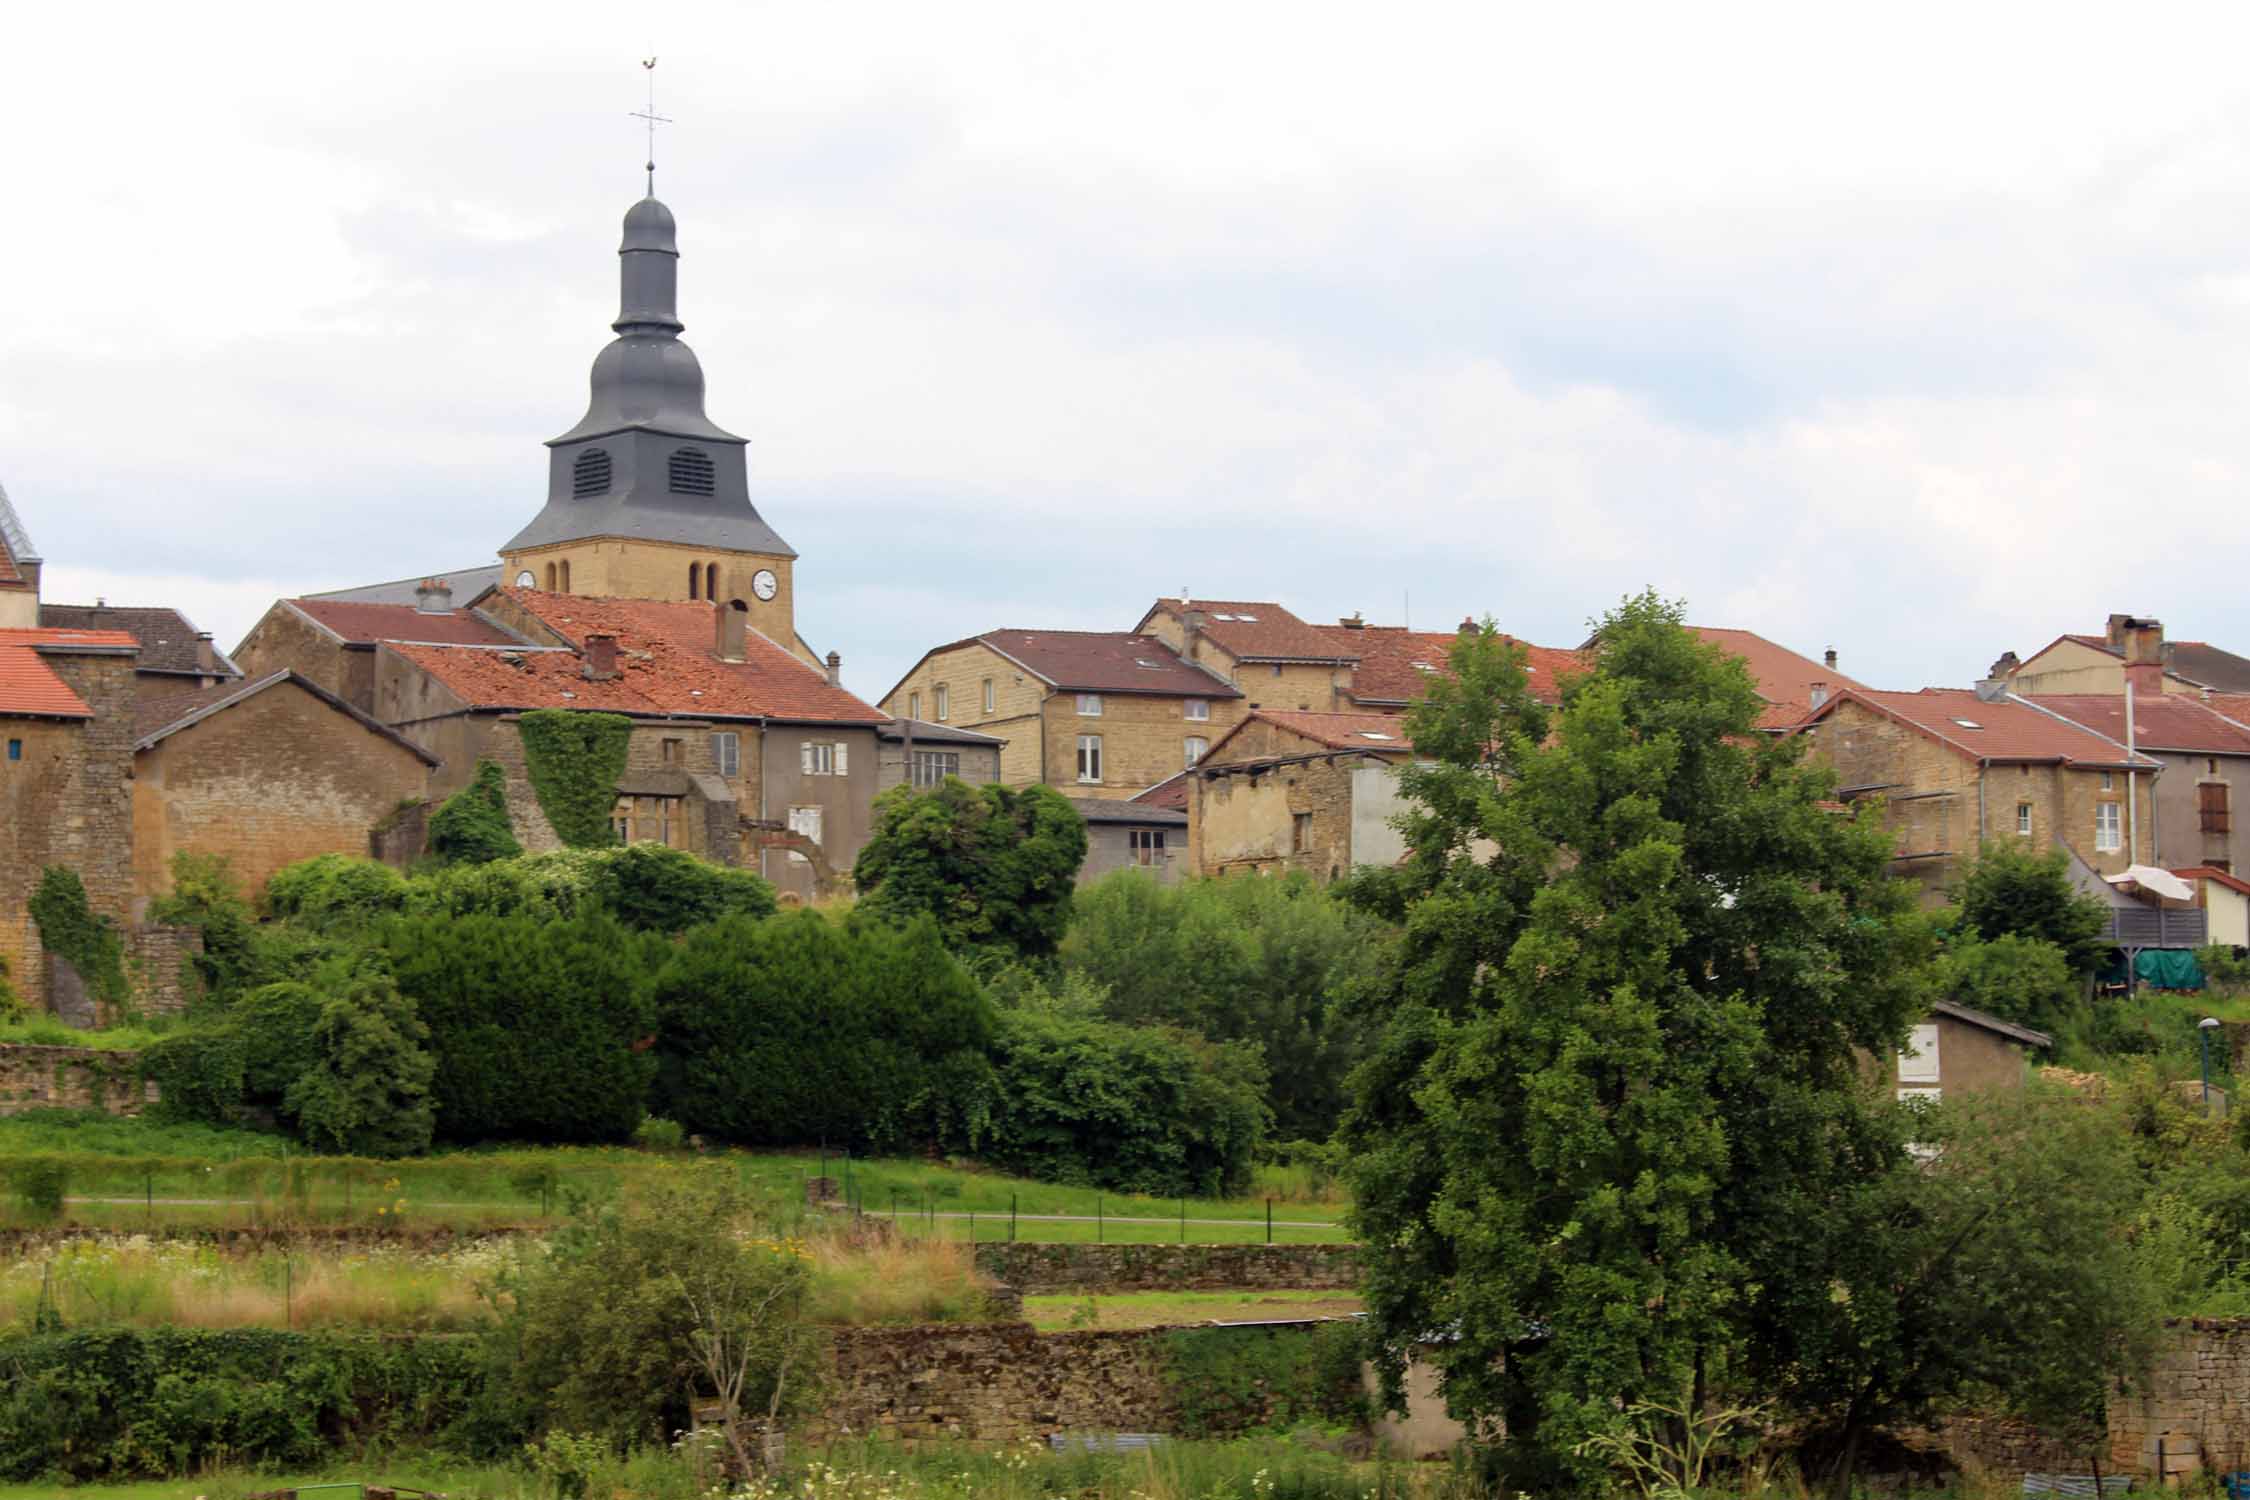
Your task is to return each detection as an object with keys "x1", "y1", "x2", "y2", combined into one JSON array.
[
  {"x1": 807, "y1": 1321, "x2": 1175, "y2": 1444},
  {"x1": 2108, "y1": 1318, "x2": 2250, "y2": 1476},
  {"x1": 0, "y1": 1043, "x2": 156, "y2": 1117},
  {"x1": 972, "y1": 1242, "x2": 1361, "y2": 1295},
  {"x1": 129, "y1": 923, "x2": 204, "y2": 1018}
]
